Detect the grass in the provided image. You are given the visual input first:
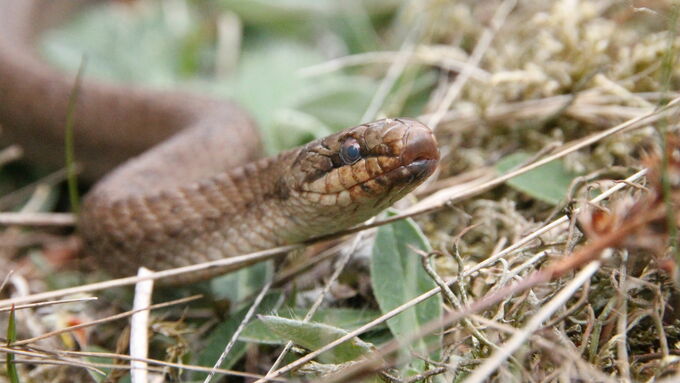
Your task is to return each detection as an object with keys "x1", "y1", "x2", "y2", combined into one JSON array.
[{"x1": 2, "y1": 0, "x2": 680, "y2": 382}]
